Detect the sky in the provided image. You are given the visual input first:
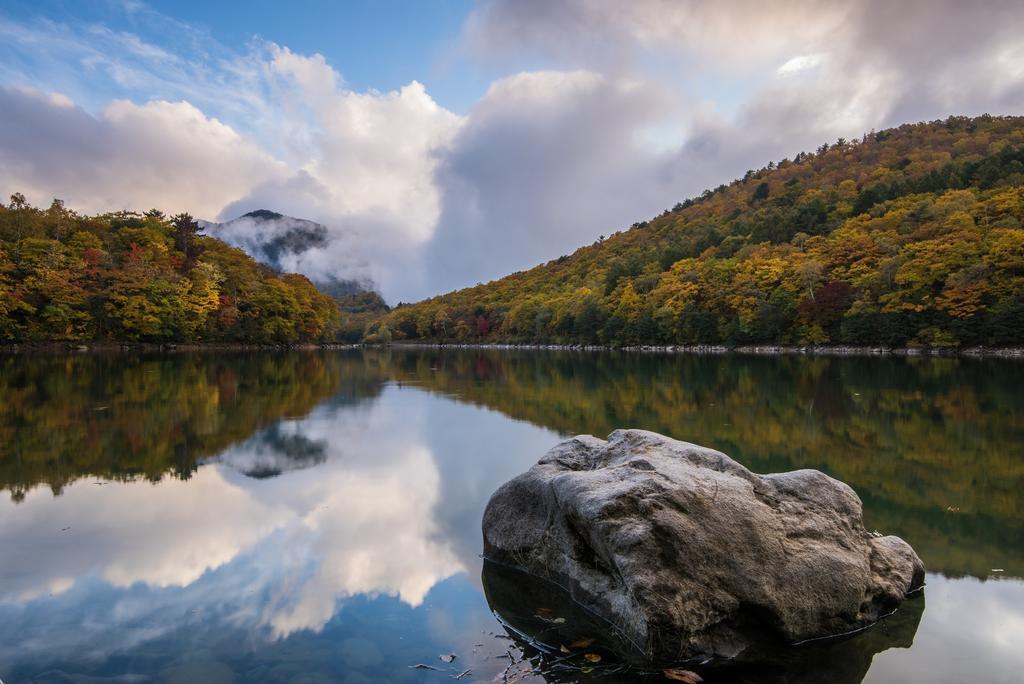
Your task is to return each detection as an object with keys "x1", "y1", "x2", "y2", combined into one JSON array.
[{"x1": 1, "y1": 0, "x2": 1023, "y2": 302}]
